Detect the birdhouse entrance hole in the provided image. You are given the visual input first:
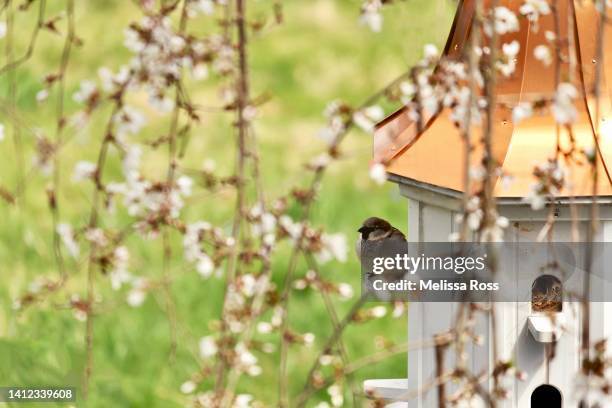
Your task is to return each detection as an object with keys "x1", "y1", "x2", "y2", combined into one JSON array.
[
  {"x1": 531, "y1": 275, "x2": 562, "y2": 313},
  {"x1": 531, "y1": 384, "x2": 562, "y2": 407}
]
